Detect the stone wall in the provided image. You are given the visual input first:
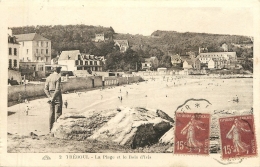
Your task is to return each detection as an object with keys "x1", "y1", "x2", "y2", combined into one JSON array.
[{"x1": 8, "y1": 76, "x2": 143, "y2": 103}]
